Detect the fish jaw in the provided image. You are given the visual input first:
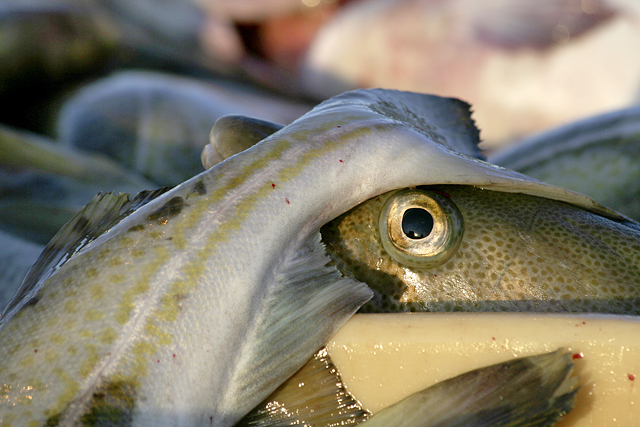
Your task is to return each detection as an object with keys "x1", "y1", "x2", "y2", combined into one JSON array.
[{"x1": 0, "y1": 89, "x2": 617, "y2": 426}]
